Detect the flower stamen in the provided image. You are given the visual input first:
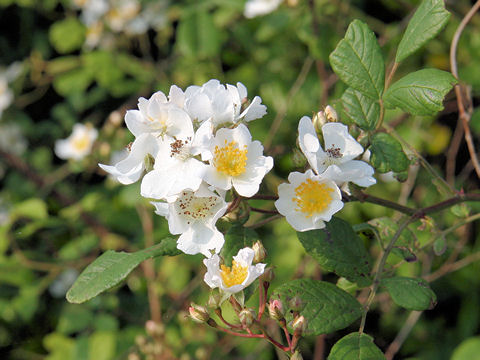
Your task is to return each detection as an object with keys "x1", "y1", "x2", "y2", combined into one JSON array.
[
  {"x1": 220, "y1": 260, "x2": 248, "y2": 287},
  {"x1": 213, "y1": 140, "x2": 248, "y2": 176},
  {"x1": 293, "y1": 179, "x2": 334, "y2": 217}
]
